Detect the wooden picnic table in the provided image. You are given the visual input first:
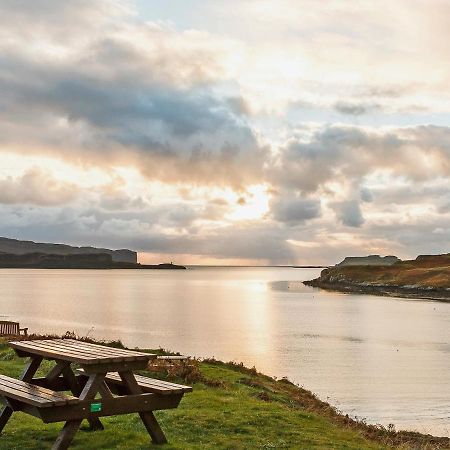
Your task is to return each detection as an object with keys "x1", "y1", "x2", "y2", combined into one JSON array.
[{"x1": 0, "y1": 339, "x2": 192, "y2": 449}]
